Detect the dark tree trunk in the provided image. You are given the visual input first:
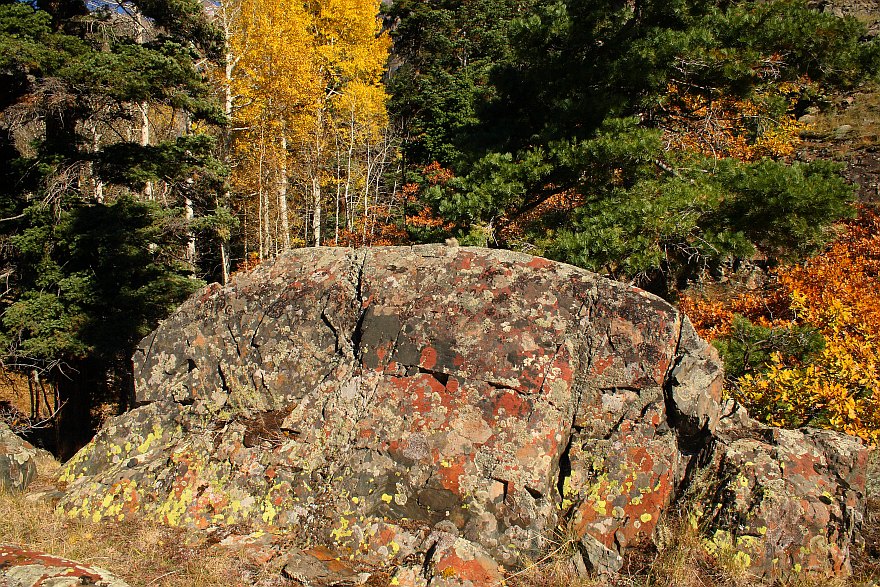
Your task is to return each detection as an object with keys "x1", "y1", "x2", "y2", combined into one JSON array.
[{"x1": 54, "y1": 359, "x2": 99, "y2": 460}]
